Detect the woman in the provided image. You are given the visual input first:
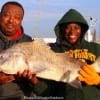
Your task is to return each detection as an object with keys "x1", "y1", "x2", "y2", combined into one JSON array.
[{"x1": 49, "y1": 9, "x2": 100, "y2": 100}]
